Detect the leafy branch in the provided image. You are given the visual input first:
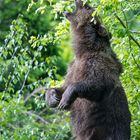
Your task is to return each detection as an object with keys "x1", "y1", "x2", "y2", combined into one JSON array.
[
  {"x1": 114, "y1": 13, "x2": 140, "y2": 49},
  {"x1": 119, "y1": 4, "x2": 140, "y2": 69}
]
